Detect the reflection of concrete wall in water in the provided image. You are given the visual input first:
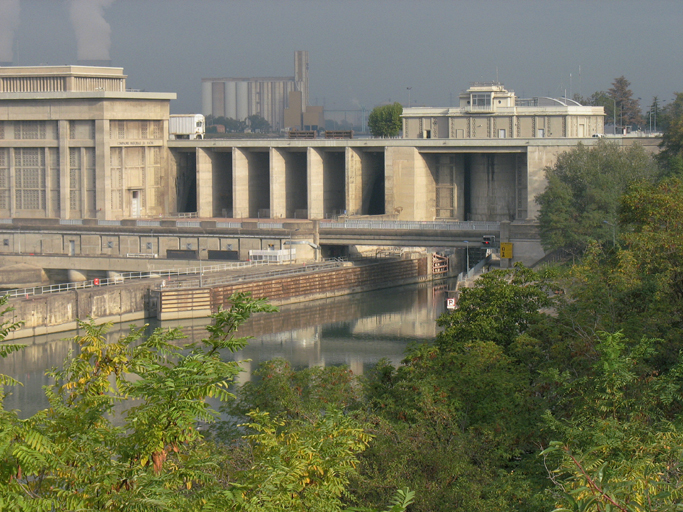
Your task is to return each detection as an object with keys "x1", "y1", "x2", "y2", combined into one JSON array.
[
  {"x1": 0, "y1": 319, "x2": 147, "y2": 417},
  {"x1": 352, "y1": 310, "x2": 439, "y2": 339},
  {"x1": 1, "y1": 279, "x2": 455, "y2": 416}
]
